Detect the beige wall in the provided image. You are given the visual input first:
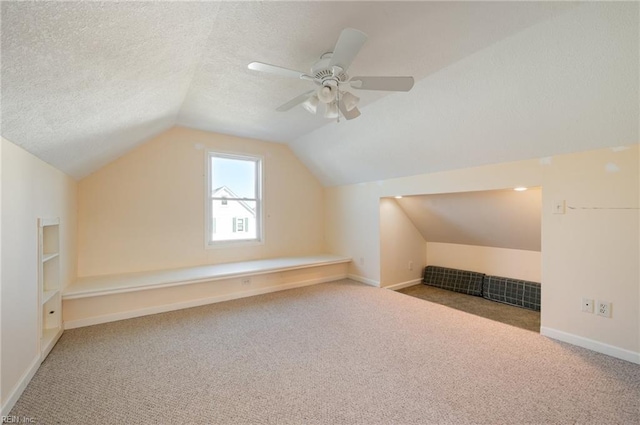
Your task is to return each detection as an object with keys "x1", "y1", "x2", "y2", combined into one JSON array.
[
  {"x1": 541, "y1": 147, "x2": 639, "y2": 354},
  {"x1": 77, "y1": 127, "x2": 326, "y2": 277},
  {"x1": 325, "y1": 159, "x2": 542, "y2": 285},
  {"x1": 325, "y1": 183, "x2": 381, "y2": 285},
  {"x1": 325, "y1": 145, "x2": 639, "y2": 356},
  {"x1": 379, "y1": 198, "x2": 426, "y2": 287},
  {"x1": 1, "y1": 138, "x2": 77, "y2": 411},
  {"x1": 426, "y1": 242, "x2": 541, "y2": 282}
]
